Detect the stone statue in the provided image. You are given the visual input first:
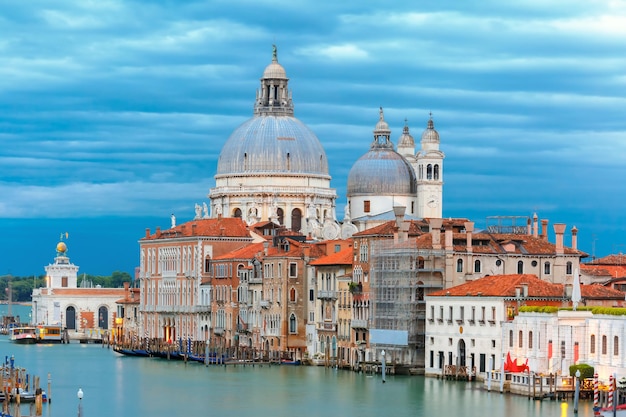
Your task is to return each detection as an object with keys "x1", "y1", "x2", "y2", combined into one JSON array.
[
  {"x1": 344, "y1": 202, "x2": 351, "y2": 220},
  {"x1": 203, "y1": 202, "x2": 209, "y2": 219},
  {"x1": 272, "y1": 44, "x2": 277, "y2": 61},
  {"x1": 171, "y1": 214, "x2": 176, "y2": 229},
  {"x1": 214, "y1": 203, "x2": 222, "y2": 216},
  {"x1": 194, "y1": 203, "x2": 202, "y2": 219}
]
